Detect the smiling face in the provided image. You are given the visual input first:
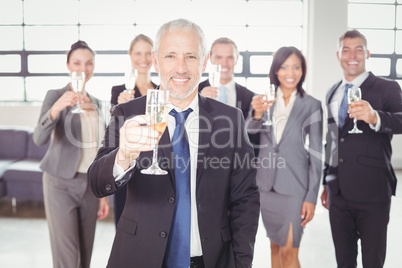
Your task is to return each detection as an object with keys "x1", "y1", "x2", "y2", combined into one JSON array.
[
  {"x1": 276, "y1": 53, "x2": 303, "y2": 92},
  {"x1": 129, "y1": 39, "x2": 153, "y2": 75},
  {"x1": 337, "y1": 37, "x2": 370, "y2": 81},
  {"x1": 153, "y1": 28, "x2": 208, "y2": 103},
  {"x1": 66, "y1": 48, "x2": 95, "y2": 83},
  {"x1": 210, "y1": 43, "x2": 238, "y2": 84}
]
